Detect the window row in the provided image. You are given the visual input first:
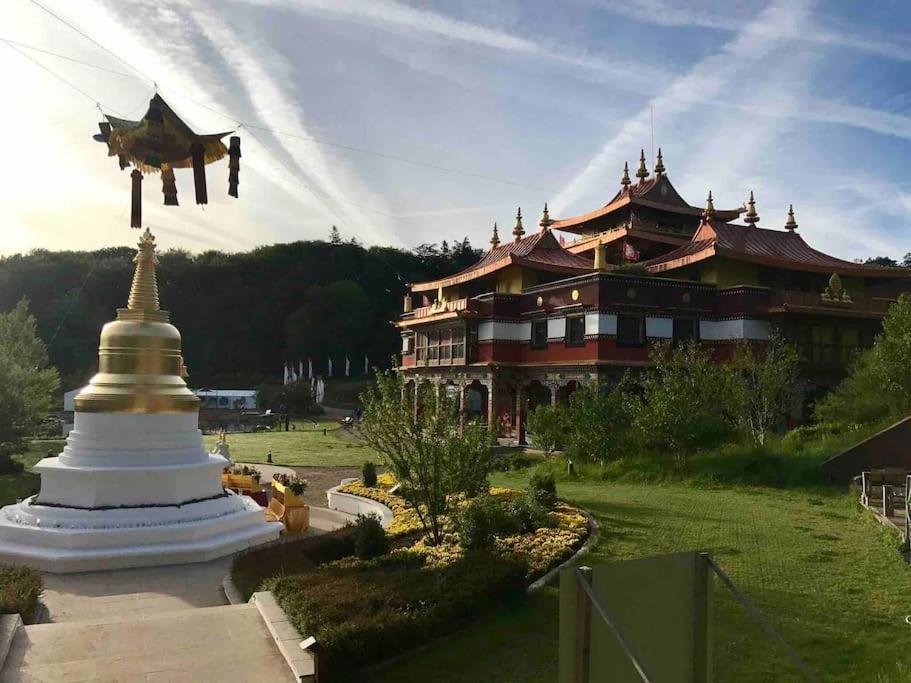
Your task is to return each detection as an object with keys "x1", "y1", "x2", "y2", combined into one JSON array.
[
  {"x1": 415, "y1": 327, "x2": 466, "y2": 362},
  {"x1": 530, "y1": 315, "x2": 699, "y2": 349}
]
